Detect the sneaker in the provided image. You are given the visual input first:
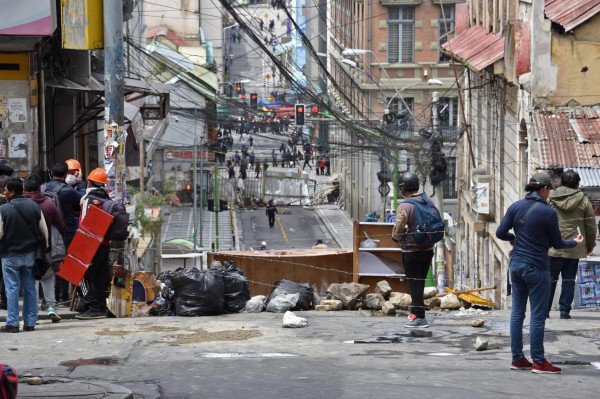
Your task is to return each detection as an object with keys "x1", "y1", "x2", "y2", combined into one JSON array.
[
  {"x1": 532, "y1": 359, "x2": 561, "y2": 374},
  {"x1": 48, "y1": 307, "x2": 61, "y2": 323},
  {"x1": 511, "y1": 357, "x2": 533, "y2": 370},
  {"x1": 75, "y1": 310, "x2": 107, "y2": 320},
  {"x1": 559, "y1": 313, "x2": 571, "y2": 319},
  {"x1": 404, "y1": 317, "x2": 429, "y2": 328},
  {"x1": 1, "y1": 325, "x2": 19, "y2": 333}
]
